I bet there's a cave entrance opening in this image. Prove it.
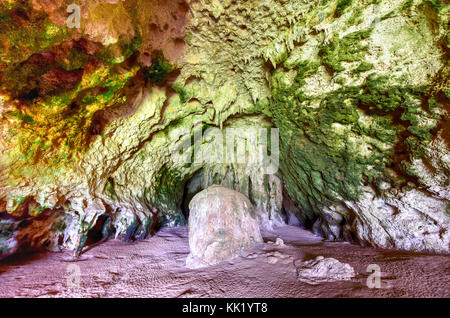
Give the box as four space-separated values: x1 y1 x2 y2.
85 214 112 246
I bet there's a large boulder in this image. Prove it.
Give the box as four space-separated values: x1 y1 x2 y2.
186 185 263 269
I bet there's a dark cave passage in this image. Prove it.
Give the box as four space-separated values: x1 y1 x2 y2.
85 214 112 246
180 168 207 221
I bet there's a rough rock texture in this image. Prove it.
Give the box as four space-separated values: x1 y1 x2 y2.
0 210 65 260
186 185 263 268
296 256 355 284
0 0 449 257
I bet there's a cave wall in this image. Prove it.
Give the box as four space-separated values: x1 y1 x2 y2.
0 0 448 257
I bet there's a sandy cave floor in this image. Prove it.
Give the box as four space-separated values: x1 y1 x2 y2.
0 225 448 298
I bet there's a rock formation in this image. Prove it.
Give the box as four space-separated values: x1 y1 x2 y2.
296 256 355 284
186 185 263 268
0 0 448 259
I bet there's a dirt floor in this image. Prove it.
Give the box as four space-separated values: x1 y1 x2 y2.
0 225 448 298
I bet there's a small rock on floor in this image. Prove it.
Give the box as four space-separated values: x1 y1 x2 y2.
296 256 355 285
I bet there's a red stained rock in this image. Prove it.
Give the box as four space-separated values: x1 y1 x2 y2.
39 68 83 95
